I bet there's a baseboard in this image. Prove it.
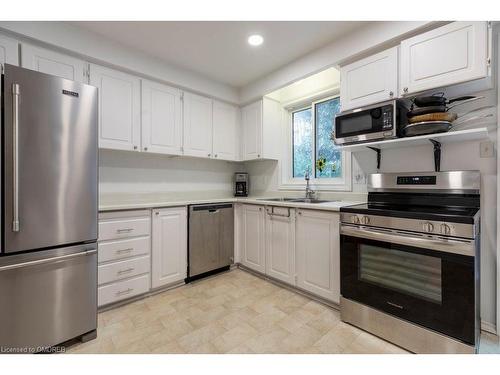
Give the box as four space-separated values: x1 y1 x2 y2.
481 320 497 335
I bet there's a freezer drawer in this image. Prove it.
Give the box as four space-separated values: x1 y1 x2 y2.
0 243 97 352
189 204 234 277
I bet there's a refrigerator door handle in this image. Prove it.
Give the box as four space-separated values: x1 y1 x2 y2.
0 249 97 272
12 83 20 232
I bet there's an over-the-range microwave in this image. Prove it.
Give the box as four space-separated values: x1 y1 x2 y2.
333 99 409 145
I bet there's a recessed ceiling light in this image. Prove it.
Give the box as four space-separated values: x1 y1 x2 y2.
248 34 264 47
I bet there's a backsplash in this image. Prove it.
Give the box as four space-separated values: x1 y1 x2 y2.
99 149 243 194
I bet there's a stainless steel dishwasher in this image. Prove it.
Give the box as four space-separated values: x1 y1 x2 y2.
188 203 234 281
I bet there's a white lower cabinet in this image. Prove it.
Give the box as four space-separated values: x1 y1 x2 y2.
151 207 187 289
98 274 150 307
265 207 296 285
239 205 340 302
240 204 266 273
296 209 340 303
97 210 151 307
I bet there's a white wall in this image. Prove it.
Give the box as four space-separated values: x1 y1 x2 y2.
239 21 441 103
266 67 340 108
0 21 239 104
99 149 243 195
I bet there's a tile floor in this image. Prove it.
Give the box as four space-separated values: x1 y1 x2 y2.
66 269 500 354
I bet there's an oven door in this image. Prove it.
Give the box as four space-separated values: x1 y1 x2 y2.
340 224 476 345
334 101 396 145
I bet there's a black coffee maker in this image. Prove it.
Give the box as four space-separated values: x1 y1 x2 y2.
234 173 249 197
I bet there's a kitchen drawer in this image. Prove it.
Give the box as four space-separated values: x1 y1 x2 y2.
98 237 150 264
99 217 150 241
98 274 150 307
98 256 150 285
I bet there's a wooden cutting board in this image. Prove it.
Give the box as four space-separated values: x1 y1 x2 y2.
408 112 458 123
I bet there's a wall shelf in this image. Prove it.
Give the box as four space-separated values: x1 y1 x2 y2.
341 127 489 152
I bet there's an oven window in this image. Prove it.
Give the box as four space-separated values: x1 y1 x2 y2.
359 244 442 303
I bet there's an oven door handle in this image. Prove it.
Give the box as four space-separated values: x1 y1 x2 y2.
340 224 475 257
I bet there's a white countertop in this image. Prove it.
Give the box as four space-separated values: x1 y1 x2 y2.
99 192 365 212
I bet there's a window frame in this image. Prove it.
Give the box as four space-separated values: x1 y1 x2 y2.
291 105 314 179
280 94 352 191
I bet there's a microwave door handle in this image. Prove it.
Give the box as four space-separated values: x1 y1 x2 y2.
12 83 20 232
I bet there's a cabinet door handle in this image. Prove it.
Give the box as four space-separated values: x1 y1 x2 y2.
389 91 394 97
116 228 133 233
403 87 409 94
116 288 133 296
116 248 133 254
144 147 148 151
208 153 211 157
133 145 138 150
117 267 135 275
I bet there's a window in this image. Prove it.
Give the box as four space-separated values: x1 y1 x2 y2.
292 108 313 178
315 98 342 178
292 97 342 179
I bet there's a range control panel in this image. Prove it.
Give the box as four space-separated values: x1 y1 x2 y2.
397 176 437 185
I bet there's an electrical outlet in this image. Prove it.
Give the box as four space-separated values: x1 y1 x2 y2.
354 173 366 184
480 141 495 158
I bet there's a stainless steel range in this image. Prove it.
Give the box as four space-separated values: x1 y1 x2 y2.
339 171 480 354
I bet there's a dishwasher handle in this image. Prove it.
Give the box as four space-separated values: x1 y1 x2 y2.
190 203 233 212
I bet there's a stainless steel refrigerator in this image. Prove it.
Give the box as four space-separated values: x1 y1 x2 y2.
0 64 98 352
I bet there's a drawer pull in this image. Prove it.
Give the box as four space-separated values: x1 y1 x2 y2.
117 267 135 275
116 288 133 296
116 228 133 233
116 248 133 254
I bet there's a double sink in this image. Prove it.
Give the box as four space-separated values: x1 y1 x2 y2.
257 197 335 204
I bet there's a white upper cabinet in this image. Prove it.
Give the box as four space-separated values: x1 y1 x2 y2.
0 34 19 66
183 92 213 158
141 80 183 155
340 47 398 111
296 209 340 303
240 204 266 273
151 207 187 289
90 64 141 151
400 22 490 96
242 100 262 160
212 100 239 161
242 97 282 161
21 44 87 83
265 207 296 286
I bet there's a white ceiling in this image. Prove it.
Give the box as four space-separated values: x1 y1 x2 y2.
72 21 367 88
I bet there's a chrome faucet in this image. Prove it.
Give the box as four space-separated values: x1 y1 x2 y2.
304 170 316 199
